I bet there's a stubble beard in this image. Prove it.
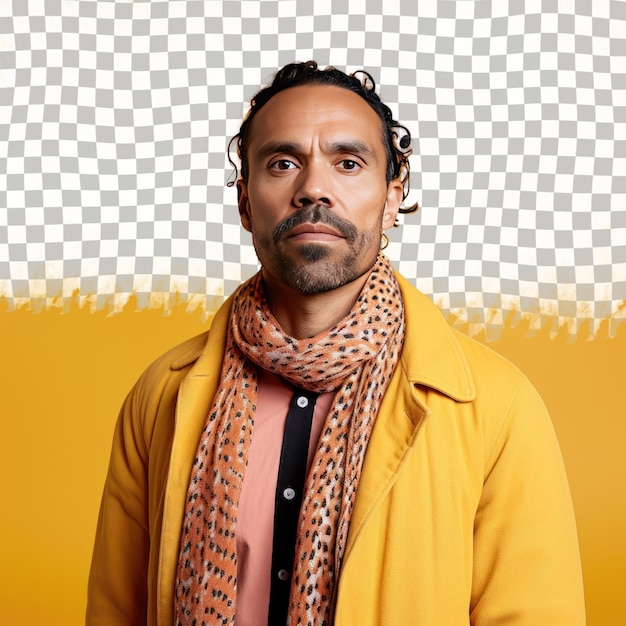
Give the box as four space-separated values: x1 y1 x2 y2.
259 204 380 295
275 235 377 294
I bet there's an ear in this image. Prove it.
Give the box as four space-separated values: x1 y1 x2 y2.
237 179 252 232
381 178 403 230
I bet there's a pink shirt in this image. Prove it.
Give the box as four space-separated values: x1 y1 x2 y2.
235 370 334 626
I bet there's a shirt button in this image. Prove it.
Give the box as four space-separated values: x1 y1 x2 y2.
277 569 290 581
296 395 309 408
283 487 296 500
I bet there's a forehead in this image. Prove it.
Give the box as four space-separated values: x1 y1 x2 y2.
246 84 386 154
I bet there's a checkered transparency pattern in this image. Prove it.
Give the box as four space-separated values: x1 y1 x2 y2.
1 0 624 338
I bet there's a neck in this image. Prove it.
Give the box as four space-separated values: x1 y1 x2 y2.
261 270 371 339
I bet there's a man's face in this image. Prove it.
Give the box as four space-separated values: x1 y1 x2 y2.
237 84 403 295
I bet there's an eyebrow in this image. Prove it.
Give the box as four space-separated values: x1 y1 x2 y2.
254 140 376 161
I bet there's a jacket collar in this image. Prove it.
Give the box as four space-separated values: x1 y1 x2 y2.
396 272 476 402
170 295 233 372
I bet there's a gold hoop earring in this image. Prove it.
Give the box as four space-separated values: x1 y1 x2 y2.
380 232 389 250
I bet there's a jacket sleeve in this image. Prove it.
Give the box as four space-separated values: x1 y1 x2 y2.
470 375 586 625
86 381 151 626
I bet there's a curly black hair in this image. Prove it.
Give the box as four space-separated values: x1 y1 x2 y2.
228 61 418 215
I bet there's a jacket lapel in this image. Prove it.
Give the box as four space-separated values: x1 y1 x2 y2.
157 298 233 624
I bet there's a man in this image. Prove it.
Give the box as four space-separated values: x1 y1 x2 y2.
87 61 585 625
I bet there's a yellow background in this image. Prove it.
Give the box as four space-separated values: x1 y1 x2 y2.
0 303 624 625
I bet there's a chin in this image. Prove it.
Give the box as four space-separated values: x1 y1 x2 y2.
290 275 345 295
283 257 376 296
260 240 378 295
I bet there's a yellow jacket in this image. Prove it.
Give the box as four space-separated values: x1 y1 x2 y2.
87 274 585 625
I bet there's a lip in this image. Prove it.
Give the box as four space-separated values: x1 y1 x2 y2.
286 223 344 241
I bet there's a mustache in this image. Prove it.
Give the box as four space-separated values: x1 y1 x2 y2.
273 205 358 244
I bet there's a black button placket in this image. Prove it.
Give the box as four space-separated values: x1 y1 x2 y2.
267 387 319 625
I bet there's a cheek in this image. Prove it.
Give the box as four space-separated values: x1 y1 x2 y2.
355 196 389 230
246 206 277 245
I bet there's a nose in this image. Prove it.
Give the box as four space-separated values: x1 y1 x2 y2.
293 162 333 208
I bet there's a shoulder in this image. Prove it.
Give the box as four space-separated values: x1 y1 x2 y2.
452 326 531 393
150 330 210 374
451 327 548 436
397 276 554 477
118 331 210 442
397 272 542 414
127 298 233 423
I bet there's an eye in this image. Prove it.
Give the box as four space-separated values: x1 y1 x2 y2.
270 159 297 171
338 159 361 171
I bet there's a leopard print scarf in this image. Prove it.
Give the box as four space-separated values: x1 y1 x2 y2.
174 255 405 625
